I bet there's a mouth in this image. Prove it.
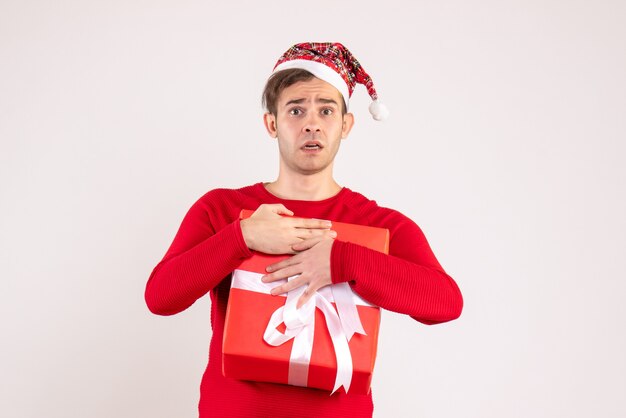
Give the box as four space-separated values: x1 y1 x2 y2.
301 140 323 151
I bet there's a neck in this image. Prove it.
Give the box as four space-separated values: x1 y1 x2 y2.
266 170 341 201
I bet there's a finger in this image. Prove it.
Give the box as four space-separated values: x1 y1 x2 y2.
280 242 300 255
291 234 335 252
291 236 322 252
270 275 307 296
266 255 300 273
295 218 333 229
263 265 304 284
297 278 332 308
296 286 314 309
294 227 326 240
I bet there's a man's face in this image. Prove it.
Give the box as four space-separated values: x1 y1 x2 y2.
263 77 354 177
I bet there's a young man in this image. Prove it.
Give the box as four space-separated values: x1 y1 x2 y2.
145 42 463 418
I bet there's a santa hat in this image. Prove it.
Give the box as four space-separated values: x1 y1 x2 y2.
272 42 389 121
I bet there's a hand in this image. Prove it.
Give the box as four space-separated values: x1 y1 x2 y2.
240 204 336 254
262 236 335 308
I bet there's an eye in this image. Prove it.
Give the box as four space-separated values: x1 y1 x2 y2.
321 108 333 116
289 108 303 116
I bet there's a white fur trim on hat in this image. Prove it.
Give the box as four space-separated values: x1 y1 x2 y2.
273 59 351 110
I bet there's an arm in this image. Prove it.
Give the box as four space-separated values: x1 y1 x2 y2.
331 216 463 325
144 199 252 316
263 214 462 324
145 200 337 316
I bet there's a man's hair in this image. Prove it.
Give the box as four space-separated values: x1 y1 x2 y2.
262 68 347 116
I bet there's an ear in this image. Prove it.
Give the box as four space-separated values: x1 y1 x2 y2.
341 112 355 139
263 112 278 138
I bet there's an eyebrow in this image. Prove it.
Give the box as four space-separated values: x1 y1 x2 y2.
284 98 339 107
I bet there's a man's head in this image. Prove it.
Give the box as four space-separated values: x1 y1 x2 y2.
262 73 354 177
259 42 386 178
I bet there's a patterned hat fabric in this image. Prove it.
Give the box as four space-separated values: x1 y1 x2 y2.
272 42 389 121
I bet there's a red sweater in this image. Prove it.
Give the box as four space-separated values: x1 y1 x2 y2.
145 183 463 418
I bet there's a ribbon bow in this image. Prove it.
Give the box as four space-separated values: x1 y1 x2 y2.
263 275 367 394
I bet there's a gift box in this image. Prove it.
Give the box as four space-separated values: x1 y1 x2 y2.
222 210 389 394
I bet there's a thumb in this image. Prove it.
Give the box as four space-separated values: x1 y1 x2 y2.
291 237 322 252
272 204 294 217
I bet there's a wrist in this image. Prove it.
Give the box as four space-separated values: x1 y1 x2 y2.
240 218 255 250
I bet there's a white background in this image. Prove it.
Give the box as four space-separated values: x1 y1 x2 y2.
1 1 625 417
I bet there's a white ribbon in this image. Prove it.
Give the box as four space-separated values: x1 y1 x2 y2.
231 270 370 394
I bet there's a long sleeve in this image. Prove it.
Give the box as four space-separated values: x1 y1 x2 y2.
145 197 252 316
330 215 463 325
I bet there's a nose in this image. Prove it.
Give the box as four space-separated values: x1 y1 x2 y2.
303 112 321 133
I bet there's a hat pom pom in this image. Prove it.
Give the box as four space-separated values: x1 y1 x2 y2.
369 100 389 121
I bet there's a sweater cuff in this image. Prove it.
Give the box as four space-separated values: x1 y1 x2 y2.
232 219 253 259
330 240 351 284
